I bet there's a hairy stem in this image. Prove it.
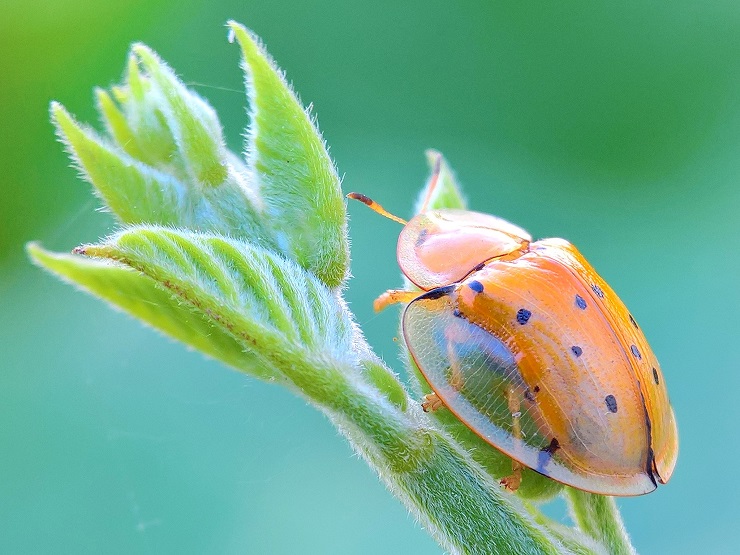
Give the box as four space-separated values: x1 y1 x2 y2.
259 334 586 554
566 489 636 555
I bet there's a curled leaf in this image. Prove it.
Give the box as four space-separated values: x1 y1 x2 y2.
75 227 355 365
27 242 278 381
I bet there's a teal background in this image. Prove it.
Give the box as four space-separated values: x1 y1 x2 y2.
2 2 739 553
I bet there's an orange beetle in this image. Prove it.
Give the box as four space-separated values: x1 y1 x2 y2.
349 158 678 496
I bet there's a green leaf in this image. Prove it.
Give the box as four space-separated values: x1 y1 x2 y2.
361 359 408 411
51 101 182 225
51 101 273 248
62 224 578 554
113 53 179 169
75 227 355 366
27 242 278 381
95 87 148 163
132 44 228 187
229 21 349 288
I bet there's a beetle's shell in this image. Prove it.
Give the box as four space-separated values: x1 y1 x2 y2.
400 210 677 496
398 209 531 290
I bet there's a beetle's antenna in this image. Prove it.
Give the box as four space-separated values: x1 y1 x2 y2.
347 193 408 225
419 154 442 213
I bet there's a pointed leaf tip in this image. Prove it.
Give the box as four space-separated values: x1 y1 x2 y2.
126 50 145 100
49 100 72 131
130 42 156 67
415 150 467 212
49 99 62 117
226 20 239 43
25 241 43 261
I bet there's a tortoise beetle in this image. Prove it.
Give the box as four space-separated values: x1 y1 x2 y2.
348 156 678 496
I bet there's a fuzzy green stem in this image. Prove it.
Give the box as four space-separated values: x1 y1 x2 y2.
369 434 570 555
566 489 636 555
255 336 585 554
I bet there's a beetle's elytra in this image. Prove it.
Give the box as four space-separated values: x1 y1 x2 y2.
348 157 678 496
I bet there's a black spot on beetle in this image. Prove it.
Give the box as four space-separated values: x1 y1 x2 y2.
571 345 583 357
543 437 560 454
418 284 455 301
537 438 560 471
605 394 618 413
469 280 484 294
533 385 540 393
591 284 604 298
516 308 532 325
653 367 660 385
629 314 638 329
630 344 642 360
575 294 587 310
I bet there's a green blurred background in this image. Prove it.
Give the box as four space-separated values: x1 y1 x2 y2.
2 1 739 553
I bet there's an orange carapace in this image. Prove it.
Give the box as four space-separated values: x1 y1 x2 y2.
348 157 678 496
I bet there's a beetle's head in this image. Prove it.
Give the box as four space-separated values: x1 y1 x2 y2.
397 209 531 289
347 191 531 290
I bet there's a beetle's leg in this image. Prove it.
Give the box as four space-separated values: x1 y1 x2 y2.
500 386 524 492
422 340 463 412
373 290 419 312
501 461 524 493
421 393 444 412
448 339 464 390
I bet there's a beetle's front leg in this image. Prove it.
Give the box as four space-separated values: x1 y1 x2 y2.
373 289 419 312
421 393 444 412
421 339 463 413
447 339 464 390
